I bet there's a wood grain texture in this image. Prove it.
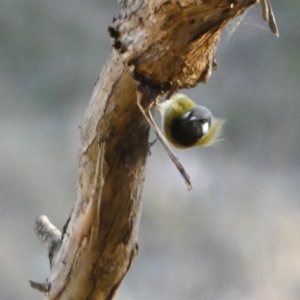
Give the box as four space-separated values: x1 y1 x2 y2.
47 51 147 299
111 0 257 88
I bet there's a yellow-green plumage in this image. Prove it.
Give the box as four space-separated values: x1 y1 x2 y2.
157 93 224 149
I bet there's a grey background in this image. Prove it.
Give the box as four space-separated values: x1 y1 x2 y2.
1 1 300 299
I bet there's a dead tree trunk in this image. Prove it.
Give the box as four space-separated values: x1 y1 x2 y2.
31 0 278 299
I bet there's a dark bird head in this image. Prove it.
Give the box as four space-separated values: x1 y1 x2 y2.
170 106 212 147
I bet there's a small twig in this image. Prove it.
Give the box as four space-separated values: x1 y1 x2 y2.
148 138 158 155
29 280 51 293
260 0 279 36
34 215 62 264
265 0 279 36
136 85 192 190
34 215 62 249
147 105 192 190
260 0 269 22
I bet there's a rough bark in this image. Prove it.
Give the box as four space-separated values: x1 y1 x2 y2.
31 0 277 299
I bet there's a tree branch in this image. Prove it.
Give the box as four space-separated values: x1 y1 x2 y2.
31 1 278 299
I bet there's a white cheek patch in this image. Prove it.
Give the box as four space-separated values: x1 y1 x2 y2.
202 122 209 134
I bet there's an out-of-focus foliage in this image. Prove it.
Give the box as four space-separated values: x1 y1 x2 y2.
0 1 299 299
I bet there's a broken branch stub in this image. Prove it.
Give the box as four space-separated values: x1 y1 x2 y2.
110 0 259 90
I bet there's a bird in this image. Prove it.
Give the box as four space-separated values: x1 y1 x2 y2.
156 93 224 149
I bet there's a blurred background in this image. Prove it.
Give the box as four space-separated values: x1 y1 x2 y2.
1 0 299 299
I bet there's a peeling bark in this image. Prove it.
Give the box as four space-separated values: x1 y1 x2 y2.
31 1 278 299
